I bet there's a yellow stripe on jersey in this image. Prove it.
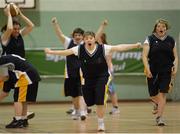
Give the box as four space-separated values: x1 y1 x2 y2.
64 63 68 78
15 74 29 87
104 76 111 105
18 85 28 102
0 81 4 90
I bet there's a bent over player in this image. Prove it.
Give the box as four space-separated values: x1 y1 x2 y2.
0 54 41 128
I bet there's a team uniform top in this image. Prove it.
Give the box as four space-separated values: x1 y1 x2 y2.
0 54 41 88
1 34 25 58
144 34 175 73
71 44 111 79
64 36 83 78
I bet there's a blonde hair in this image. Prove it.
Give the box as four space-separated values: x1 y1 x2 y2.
152 18 170 33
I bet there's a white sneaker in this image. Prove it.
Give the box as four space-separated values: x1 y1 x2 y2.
156 116 165 126
109 107 120 115
71 114 80 120
71 110 76 115
80 111 86 121
27 111 35 120
98 122 105 132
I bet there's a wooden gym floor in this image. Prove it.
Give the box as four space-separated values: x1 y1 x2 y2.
0 102 180 133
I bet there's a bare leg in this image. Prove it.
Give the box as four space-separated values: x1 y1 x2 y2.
22 102 28 116
14 102 23 116
96 105 106 131
157 93 166 117
110 93 118 107
0 91 9 101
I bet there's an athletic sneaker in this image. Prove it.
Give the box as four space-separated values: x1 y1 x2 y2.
152 102 158 114
71 110 76 115
109 107 120 115
66 109 74 115
156 116 165 126
87 108 92 114
5 117 24 128
23 119 29 127
98 122 105 132
71 111 80 120
80 115 86 121
27 112 35 120
80 111 87 121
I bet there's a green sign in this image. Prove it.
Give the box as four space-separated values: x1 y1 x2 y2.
26 49 143 75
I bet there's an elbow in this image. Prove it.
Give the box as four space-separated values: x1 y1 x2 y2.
6 27 13 33
29 23 35 31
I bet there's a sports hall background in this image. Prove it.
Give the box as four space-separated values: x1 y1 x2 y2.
0 0 180 102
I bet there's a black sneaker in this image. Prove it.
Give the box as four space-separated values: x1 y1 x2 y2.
5 117 24 128
27 112 35 120
23 119 29 127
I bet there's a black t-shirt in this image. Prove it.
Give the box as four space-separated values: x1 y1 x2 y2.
66 39 81 78
1 34 25 58
147 34 175 73
78 44 109 79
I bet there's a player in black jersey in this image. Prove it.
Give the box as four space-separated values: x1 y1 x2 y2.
0 54 40 128
1 4 35 120
142 19 178 126
44 31 141 132
51 17 87 120
1 4 34 58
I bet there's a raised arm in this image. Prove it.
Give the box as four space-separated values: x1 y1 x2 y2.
110 42 141 52
51 17 66 45
95 19 108 42
44 48 74 56
18 8 34 36
142 43 152 78
1 4 13 44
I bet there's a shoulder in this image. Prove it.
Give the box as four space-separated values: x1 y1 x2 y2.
167 35 175 41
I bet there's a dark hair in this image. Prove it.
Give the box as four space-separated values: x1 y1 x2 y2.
1 20 21 33
152 18 170 33
72 28 84 37
100 33 108 44
84 31 95 38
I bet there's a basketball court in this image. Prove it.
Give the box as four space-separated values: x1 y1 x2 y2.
0 102 180 133
0 0 180 133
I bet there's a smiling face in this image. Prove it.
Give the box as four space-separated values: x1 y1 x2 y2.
73 33 84 44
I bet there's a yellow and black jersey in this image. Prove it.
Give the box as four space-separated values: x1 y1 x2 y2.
0 54 41 88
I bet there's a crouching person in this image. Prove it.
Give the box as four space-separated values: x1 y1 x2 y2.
0 54 41 128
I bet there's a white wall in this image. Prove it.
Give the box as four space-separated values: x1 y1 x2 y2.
39 0 180 11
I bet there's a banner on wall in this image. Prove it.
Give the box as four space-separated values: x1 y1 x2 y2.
26 49 143 75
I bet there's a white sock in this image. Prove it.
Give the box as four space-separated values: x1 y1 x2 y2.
15 116 22 120
80 110 86 116
22 116 27 120
98 118 104 124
